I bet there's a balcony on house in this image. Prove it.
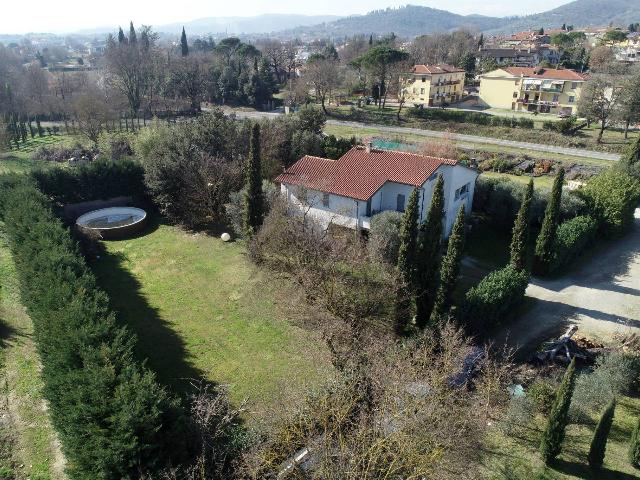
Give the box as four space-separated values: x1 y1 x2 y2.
541 80 564 93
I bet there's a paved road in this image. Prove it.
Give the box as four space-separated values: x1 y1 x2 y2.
220 109 621 162
496 209 640 359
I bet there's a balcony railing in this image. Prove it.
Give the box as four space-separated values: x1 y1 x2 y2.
435 80 461 86
517 98 559 107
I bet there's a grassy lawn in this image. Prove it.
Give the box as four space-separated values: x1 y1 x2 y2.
481 171 556 190
484 395 640 479
0 229 65 480
0 135 71 174
92 219 332 419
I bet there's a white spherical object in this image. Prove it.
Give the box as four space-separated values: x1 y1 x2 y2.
220 232 231 242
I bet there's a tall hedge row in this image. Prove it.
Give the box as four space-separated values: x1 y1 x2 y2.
549 215 598 274
31 158 146 204
462 265 529 333
1 181 181 479
409 107 534 129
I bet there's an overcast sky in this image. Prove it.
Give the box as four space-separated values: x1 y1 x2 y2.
1 0 574 34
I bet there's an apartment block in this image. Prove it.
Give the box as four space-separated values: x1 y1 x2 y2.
479 67 587 116
400 64 466 107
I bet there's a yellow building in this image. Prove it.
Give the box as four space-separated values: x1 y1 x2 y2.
479 67 587 116
401 64 466 107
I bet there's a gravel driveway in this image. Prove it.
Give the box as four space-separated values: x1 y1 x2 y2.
496 209 640 359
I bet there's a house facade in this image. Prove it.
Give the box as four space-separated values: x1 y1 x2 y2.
400 64 466 107
478 67 587 115
275 146 478 238
478 48 541 68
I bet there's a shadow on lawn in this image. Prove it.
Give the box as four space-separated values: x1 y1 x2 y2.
551 458 638 480
93 238 207 396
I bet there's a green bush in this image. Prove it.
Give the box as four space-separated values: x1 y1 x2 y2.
550 215 598 274
367 210 403 264
226 180 280 238
0 180 182 478
462 265 529 332
474 177 586 231
572 352 639 417
581 168 640 237
31 158 146 204
529 378 559 415
97 131 135 160
542 117 576 135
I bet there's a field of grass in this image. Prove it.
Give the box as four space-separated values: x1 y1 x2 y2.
92 220 332 419
0 229 65 479
481 171 557 190
326 104 637 155
484 395 640 479
0 135 71 174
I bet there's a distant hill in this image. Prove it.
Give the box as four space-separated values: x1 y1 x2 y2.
490 0 640 33
158 14 343 36
278 6 504 39
274 1 640 39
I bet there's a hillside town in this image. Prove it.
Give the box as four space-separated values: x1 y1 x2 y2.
1 1 640 479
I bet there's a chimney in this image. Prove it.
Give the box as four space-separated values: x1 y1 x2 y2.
366 142 373 153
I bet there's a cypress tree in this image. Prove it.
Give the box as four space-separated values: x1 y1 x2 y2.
415 174 445 328
588 397 616 470
35 117 43 137
621 136 640 175
510 179 534 271
180 27 189 57
395 188 420 335
243 123 264 237
129 21 137 44
630 416 640 468
397 188 420 285
430 204 466 323
534 168 564 275
118 27 127 44
540 358 577 464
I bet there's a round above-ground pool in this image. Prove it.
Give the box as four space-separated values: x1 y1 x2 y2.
76 207 147 239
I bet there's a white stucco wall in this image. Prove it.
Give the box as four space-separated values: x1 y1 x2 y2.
280 164 478 236
281 184 362 229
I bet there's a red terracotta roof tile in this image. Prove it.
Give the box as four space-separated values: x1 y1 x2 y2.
275 147 457 201
502 66 587 81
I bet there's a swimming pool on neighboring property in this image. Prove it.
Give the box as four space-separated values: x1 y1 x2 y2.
76 207 147 239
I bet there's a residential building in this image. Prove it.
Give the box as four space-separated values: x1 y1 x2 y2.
275 145 478 236
400 64 466 107
477 48 541 68
479 67 587 115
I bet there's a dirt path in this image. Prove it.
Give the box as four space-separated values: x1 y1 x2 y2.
495 209 640 359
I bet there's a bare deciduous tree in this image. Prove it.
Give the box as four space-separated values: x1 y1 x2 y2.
578 74 624 143
73 84 115 145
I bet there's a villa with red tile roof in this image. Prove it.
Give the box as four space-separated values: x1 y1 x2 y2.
478 67 588 115
275 145 478 235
